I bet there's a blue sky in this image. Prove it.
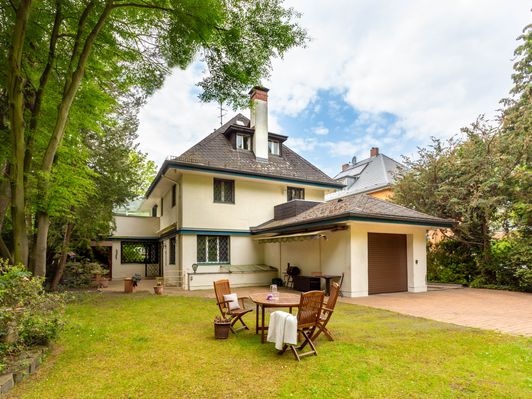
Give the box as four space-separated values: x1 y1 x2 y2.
136 1 530 178
277 90 414 176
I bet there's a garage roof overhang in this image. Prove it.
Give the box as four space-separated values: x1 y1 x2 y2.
254 230 330 244
251 212 456 235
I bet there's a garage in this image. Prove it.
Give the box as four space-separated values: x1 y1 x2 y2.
368 233 407 294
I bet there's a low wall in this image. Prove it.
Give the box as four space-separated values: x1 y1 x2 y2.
187 270 278 290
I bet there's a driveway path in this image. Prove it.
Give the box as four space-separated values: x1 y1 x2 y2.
341 287 532 336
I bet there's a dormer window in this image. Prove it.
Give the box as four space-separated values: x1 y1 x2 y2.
268 139 280 155
236 134 251 150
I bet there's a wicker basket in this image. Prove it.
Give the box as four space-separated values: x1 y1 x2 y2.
214 321 231 339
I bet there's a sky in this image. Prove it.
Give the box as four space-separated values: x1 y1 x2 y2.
136 0 530 177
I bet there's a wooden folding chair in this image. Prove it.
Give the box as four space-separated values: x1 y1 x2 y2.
279 290 324 361
213 279 253 333
337 272 345 297
312 282 340 341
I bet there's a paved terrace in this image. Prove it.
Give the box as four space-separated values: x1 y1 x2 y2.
101 279 532 336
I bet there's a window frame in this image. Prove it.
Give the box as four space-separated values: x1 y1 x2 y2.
161 198 164 216
236 134 251 151
287 186 305 201
171 184 176 207
121 241 159 264
197 235 230 264
169 237 176 265
213 178 235 204
268 139 280 156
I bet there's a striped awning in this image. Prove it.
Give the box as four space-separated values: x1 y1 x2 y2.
254 230 328 244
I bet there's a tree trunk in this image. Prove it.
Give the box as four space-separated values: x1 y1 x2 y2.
33 212 49 277
33 2 112 277
7 0 33 266
50 221 74 291
0 163 13 262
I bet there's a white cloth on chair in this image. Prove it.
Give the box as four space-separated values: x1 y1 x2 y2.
267 311 298 350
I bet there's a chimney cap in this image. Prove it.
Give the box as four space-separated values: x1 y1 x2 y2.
249 86 270 95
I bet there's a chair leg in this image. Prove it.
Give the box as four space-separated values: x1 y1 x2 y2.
230 316 249 333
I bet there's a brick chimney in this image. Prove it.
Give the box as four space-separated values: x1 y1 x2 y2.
370 147 379 157
249 86 269 161
342 163 350 171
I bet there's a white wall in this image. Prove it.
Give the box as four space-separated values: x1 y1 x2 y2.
181 172 325 230
113 216 159 237
111 241 158 279
187 270 277 290
347 222 428 297
262 222 428 297
159 184 178 231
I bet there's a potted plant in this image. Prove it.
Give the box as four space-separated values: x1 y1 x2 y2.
214 315 232 339
153 278 164 295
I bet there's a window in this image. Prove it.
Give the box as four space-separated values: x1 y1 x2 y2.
197 236 229 264
236 134 251 150
268 140 280 155
121 241 159 264
213 178 234 203
169 237 176 265
287 186 304 201
171 184 176 207
161 198 164 216
151 205 158 217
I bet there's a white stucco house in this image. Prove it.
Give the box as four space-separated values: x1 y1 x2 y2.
109 87 453 297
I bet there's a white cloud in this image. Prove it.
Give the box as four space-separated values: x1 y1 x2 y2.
137 1 530 168
312 125 329 135
267 0 530 139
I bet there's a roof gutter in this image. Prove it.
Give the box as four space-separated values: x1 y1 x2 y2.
251 212 455 234
144 160 344 198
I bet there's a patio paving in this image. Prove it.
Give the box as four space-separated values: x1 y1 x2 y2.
341 287 532 336
101 279 532 336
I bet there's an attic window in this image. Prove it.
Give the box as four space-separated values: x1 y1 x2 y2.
268 140 280 155
236 119 246 126
236 134 251 150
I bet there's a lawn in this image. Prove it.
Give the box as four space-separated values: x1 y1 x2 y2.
7 292 531 399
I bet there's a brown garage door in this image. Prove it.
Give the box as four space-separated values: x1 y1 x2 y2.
368 233 407 294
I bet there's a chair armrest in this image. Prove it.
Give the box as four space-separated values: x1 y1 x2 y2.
238 297 252 307
217 299 233 306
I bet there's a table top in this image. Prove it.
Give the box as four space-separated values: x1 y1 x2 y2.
318 274 341 279
249 292 301 307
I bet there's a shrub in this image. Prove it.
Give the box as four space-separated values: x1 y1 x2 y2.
427 240 477 284
0 260 65 368
61 259 108 288
428 235 531 292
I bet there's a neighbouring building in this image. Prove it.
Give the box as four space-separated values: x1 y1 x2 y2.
326 147 403 201
109 87 453 297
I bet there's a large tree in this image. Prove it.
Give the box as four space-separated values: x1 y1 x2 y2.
1 0 306 275
393 24 531 286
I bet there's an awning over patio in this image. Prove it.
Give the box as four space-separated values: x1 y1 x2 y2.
254 230 328 244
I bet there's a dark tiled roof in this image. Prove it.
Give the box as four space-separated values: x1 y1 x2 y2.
169 114 342 188
252 194 454 232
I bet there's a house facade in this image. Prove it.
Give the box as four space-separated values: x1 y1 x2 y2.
110 87 453 297
326 148 403 201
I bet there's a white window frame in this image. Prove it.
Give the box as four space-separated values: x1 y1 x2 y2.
268 140 280 155
236 134 251 150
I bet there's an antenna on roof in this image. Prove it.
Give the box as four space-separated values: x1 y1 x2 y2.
218 101 227 126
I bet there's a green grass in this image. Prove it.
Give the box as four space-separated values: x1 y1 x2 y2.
7 293 531 398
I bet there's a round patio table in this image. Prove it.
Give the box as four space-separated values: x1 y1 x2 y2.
248 292 301 343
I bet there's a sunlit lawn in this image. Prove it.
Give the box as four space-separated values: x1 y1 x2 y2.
7 292 531 398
